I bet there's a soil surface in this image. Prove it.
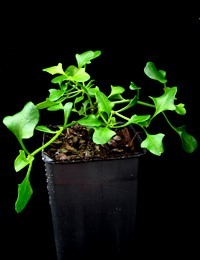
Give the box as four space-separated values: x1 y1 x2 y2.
43 124 144 162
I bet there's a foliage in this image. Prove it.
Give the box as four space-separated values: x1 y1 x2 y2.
3 50 198 213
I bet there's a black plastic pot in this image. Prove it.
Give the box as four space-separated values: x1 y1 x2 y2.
42 127 146 259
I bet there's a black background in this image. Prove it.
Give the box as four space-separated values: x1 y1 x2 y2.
1 5 200 259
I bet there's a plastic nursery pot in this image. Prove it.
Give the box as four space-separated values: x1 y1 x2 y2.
42 126 146 260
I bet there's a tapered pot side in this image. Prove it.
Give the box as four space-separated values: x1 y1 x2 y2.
42 126 146 259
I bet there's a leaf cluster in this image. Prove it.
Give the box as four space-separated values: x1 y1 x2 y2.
2 50 198 213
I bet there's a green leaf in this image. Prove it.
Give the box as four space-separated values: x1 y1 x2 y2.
141 133 165 156
36 125 58 134
175 103 186 115
129 114 151 126
76 50 101 68
176 125 198 153
76 100 90 115
64 102 73 126
15 174 33 213
150 87 177 117
93 127 116 144
69 68 90 82
3 102 39 143
36 98 58 109
129 81 140 91
117 96 138 113
51 74 67 84
65 65 79 77
47 103 64 111
74 96 84 104
88 86 99 96
144 61 167 84
42 63 65 75
49 89 65 101
95 91 114 115
78 115 102 127
116 115 151 128
14 150 34 172
108 85 125 101
109 85 125 98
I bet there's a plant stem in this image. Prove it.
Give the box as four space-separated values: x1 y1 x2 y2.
162 112 178 133
114 111 130 121
31 127 64 157
137 100 155 108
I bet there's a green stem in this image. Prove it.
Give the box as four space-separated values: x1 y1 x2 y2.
137 100 155 108
99 112 108 125
31 126 64 157
162 112 178 133
19 140 30 155
81 84 94 108
114 111 130 121
112 99 130 104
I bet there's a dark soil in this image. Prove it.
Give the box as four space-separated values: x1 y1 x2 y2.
43 124 145 162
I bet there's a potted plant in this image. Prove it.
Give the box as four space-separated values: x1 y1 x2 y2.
2 50 198 259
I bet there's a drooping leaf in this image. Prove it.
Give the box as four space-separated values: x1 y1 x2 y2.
3 102 39 143
175 125 198 153
14 150 34 172
15 174 33 213
141 133 165 156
